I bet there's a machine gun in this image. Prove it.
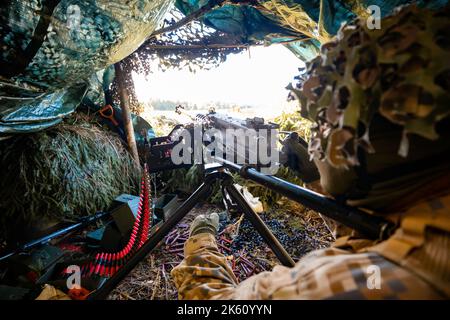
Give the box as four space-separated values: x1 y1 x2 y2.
144 106 282 173
84 108 396 298
146 106 320 182
0 108 396 299
142 107 395 242
89 159 396 299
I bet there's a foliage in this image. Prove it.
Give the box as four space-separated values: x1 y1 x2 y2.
149 98 253 111
0 114 141 239
144 114 180 137
274 110 312 141
157 108 312 209
159 164 303 209
110 60 143 114
111 7 251 114
160 165 222 205
232 166 304 210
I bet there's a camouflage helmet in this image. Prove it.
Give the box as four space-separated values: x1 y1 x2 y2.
289 4 450 171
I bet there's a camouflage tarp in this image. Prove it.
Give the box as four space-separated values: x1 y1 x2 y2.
1 0 448 135
175 0 449 60
0 0 173 135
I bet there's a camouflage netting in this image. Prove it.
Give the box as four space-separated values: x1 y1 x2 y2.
0 0 174 134
0 114 141 241
174 1 448 61
1 0 173 89
2 0 447 134
288 5 450 170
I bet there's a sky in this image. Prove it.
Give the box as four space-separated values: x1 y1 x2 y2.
132 44 305 111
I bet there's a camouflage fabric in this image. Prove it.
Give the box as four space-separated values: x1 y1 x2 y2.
171 233 238 300
176 1 448 61
368 193 450 297
35 284 71 300
171 194 450 300
170 4 450 300
0 0 173 90
171 233 445 300
189 213 220 236
0 0 173 134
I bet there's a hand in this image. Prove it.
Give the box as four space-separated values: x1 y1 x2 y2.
189 212 220 236
280 132 320 183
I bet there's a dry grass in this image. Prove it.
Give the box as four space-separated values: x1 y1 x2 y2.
0 113 141 241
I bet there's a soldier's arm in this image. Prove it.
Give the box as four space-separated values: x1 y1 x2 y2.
171 233 282 300
170 233 238 300
172 236 444 300
170 212 299 300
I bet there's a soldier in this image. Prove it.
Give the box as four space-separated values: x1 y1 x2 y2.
171 5 450 300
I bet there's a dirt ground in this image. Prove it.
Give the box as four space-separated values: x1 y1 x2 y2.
108 201 334 300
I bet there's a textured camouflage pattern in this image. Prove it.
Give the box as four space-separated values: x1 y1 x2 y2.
171 233 238 300
189 213 220 237
171 227 447 299
0 0 173 90
288 5 450 168
368 193 450 297
0 0 173 134
172 193 450 300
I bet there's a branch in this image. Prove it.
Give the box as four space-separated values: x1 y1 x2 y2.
144 37 310 50
145 44 250 50
114 63 140 165
147 0 258 40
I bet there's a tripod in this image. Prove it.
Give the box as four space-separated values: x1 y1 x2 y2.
91 164 295 299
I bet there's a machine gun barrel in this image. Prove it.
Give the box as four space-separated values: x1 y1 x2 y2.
214 157 396 240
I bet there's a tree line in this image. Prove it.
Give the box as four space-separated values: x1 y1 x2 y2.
148 99 253 111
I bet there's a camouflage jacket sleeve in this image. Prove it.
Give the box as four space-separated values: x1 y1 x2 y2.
170 233 238 300
171 233 444 300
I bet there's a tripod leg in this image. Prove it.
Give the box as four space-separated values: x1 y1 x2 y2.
90 179 215 299
225 183 296 267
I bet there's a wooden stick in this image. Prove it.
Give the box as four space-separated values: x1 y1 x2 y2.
147 0 241 41
144 37 310 51
114 63 140 165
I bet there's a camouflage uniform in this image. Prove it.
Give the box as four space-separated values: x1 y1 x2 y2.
171 194 450 300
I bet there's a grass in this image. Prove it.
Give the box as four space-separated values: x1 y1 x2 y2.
0 113 141 240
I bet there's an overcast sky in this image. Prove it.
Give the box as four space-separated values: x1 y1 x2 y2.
132 44 304 110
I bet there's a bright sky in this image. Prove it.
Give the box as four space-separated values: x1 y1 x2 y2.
133 44 304 111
